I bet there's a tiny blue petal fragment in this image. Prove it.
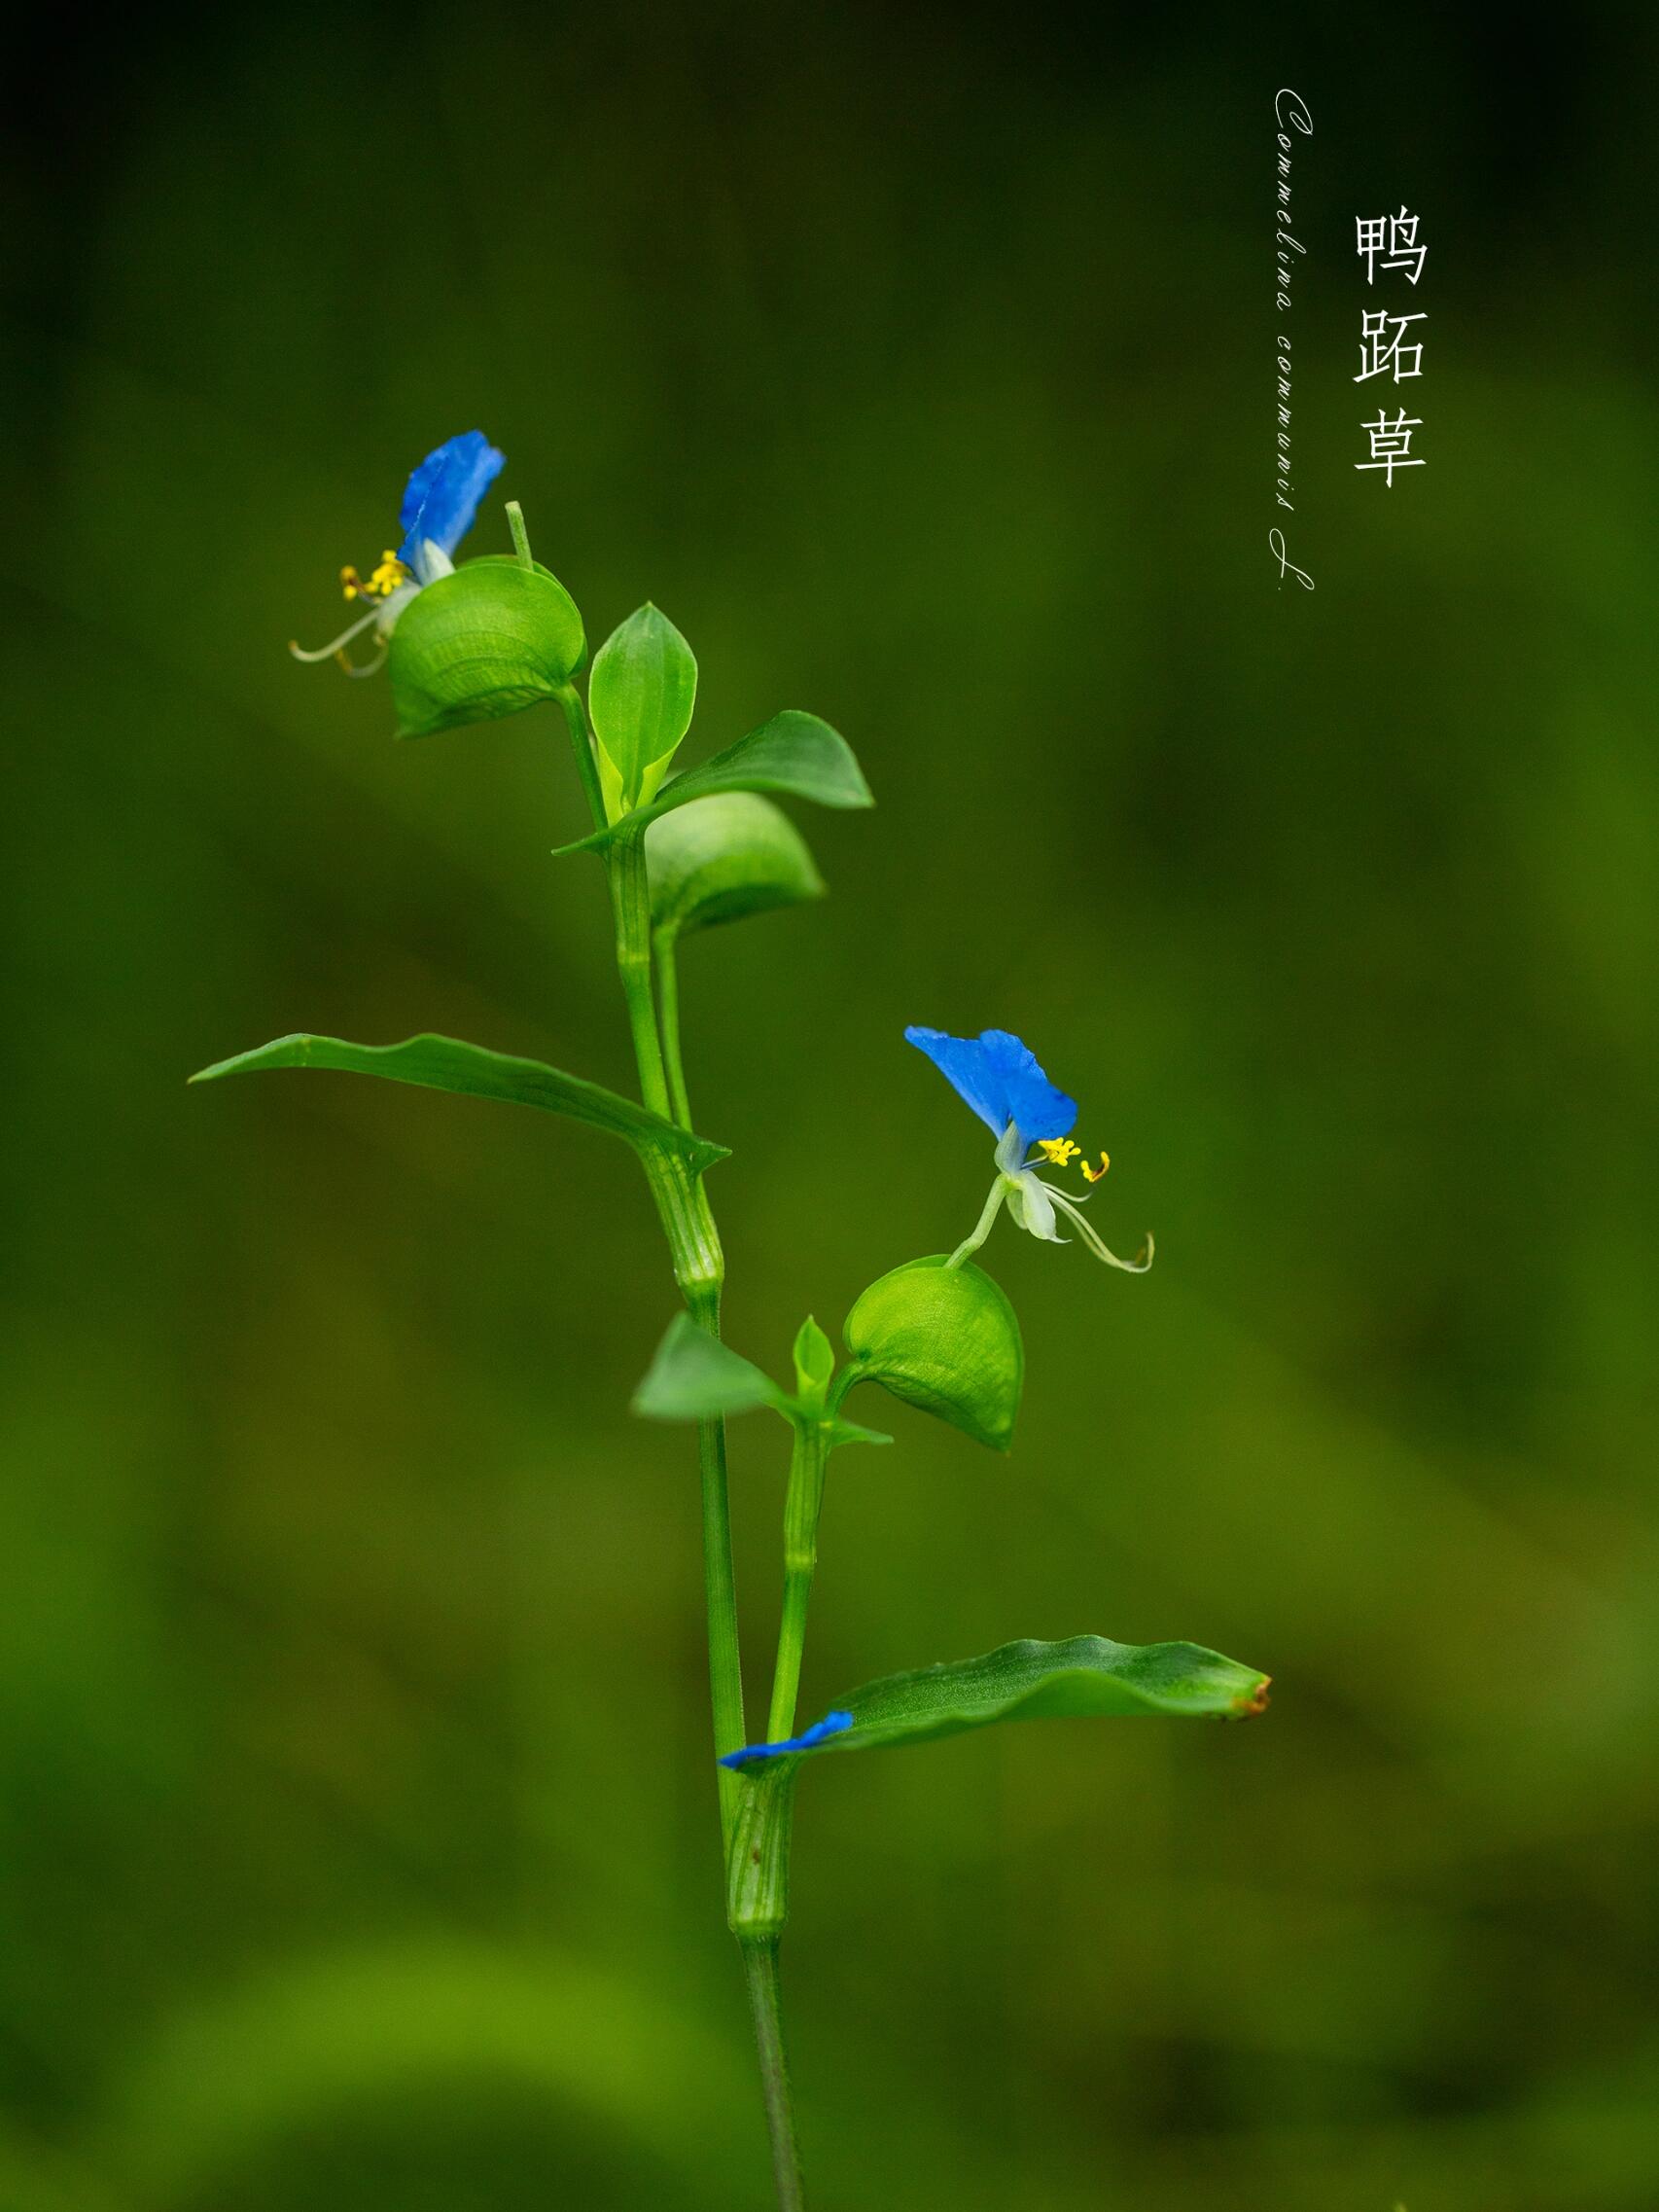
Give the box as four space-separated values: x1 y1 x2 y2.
398 430 506 565
718 1709 855 1768
904 1025 1077 1144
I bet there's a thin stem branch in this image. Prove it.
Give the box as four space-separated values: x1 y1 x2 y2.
689 1290 747 1841
765 1422 829 1744
740 1939 806 2212
946 1176 1007 1267
655 926 694 1128
608 832 673 1121
553 681 606 834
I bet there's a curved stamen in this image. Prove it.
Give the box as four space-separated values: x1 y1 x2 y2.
1042 1183 1154 1272
289 608 381 663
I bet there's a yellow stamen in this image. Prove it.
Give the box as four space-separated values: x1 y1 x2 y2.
1081 1152 1111 1184
340 553 411 604
1038 1138 1079 1166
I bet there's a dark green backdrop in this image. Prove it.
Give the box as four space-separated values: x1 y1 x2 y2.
4 7 1656 2208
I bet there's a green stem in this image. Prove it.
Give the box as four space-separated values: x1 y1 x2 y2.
553 682 606 834
728 1775 804 2200
740 1938 806 2212
556 681 748 1840
654 925 694 1128
946 1176 1008 1267
557 673 788 2193
766 1421 829 1744
635 1150 744 1839
609 831 673 1121
691 1296 746 1842
506 499 534 570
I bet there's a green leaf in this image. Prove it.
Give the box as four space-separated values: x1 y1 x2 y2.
557 711 872 858
841 1255 1023 1452
796 1635 1271 1759
648 794 826 940
588 603 698 817
190 1032 725 1175
632 1312 789 1421
388 557 586 737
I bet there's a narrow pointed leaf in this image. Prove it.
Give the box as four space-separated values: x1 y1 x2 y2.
190 1033 726 1174
824 1416 893 1449
633 1312 790 1421
557 712 871 857
780 1635 1271 1761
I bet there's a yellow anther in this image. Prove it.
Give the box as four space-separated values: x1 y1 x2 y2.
1080 1152 1111 1184
1038 1138 1079 1166
339 553 410 605
368 552 408 596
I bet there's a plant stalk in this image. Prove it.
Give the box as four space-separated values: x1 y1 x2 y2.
558 671 805 2200
654 925 694 1128
946 1176 1007 1267
610 831 674 1121
740 1938 806 2212
556 682 747 1845
766 1421 829 1743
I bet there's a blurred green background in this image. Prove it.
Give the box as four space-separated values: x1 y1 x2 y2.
4 6 1657 2208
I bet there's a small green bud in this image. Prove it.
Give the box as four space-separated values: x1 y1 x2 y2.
588 602 697 821
792 1315 835 1405
842 1256 1024 1452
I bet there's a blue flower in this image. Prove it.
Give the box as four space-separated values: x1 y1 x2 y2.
904 1026 1077 1144
398 430 506 572
290 430 505 678
719 1710 854 1769
906 1024 1152 1275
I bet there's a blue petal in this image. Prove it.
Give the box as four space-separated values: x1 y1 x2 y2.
398 431 505 565
904 1025 1077 1144
718 1709 854 1769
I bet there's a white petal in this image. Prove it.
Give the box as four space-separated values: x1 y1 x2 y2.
1007 1171 1063 1242
374 579 422 637
411 538 455 588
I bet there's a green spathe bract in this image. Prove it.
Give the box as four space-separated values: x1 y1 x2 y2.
389 556 586 737
589 602 698 819
787 1636 1271 1758
842 1255 1024 1451
648 794 826 939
